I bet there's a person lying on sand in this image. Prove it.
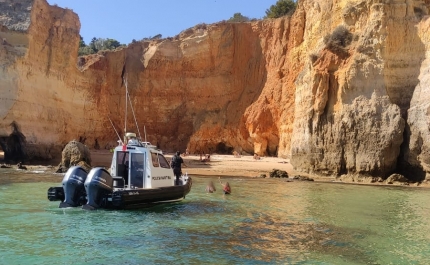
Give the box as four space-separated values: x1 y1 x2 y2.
201 154 211 162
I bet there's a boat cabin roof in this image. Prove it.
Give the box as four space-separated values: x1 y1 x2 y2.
115 142 162 154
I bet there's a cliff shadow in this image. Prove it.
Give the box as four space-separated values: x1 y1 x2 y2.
398 123 426 181
384 14 427 181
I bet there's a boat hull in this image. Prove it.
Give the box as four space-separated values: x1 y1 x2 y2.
47 166 192 210
110 178 192 210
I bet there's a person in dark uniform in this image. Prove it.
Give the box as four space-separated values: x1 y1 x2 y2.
171 151 187 185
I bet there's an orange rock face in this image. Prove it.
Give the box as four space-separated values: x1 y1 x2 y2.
1 0 430 180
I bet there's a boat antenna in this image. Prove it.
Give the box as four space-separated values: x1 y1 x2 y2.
144 125 147 143
108 117 122 144
124 75 128 145
126 84 142 140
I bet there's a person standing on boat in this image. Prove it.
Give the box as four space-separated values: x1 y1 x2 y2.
171 151 187 185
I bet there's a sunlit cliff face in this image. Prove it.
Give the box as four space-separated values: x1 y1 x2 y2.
1 0 430 180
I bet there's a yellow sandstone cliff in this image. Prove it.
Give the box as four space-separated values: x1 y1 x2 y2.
0 0 429 180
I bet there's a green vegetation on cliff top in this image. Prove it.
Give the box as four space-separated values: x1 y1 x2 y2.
78 0 297 56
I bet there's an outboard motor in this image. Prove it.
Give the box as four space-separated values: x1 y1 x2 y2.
83 167 113 210
47 187 65 201
59 166 88 208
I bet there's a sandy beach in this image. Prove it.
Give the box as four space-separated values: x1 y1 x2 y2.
2 150 425 186
2 149 301 179
90 150 314 179
178 154 299 178
88 150 430 186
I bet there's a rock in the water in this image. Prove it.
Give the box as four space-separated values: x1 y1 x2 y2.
56 140 91 173
386 174 409 184
269 169 289 178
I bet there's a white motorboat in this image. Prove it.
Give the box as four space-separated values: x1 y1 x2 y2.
48 133 192 210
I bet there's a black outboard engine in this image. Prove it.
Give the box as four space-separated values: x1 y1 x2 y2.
59 166 88 208
47 187 65 201
83 167 113 210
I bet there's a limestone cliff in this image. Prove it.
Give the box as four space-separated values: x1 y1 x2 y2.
290 0 429 180
0 0 430 181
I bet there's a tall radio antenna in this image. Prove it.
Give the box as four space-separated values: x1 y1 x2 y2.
123 75 128 145
126 83 142 140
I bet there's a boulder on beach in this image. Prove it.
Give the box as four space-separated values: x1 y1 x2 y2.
269 169 289 178
56 140 91 173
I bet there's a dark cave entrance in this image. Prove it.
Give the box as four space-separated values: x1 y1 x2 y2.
0 138 4 162
215 142 234 154
0 122 27 163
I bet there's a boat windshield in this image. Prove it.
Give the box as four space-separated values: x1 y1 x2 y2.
151 153 159 167
158 154 170 168
151 152 170 168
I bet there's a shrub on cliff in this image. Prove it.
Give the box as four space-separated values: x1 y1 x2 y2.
264 0 296 18
78 46 96 56
90 37 121 52
228 13 250 22
79 35 85 48
78 36 124 56
323 25 353 55
195 23 207 30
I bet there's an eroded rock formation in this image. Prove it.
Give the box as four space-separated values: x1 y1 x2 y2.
0 0 429 181
56 140 91 173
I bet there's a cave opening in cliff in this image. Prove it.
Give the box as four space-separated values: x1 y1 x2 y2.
397 123 426 181
0 138 4 162
1 122 27 163
215 142 233 155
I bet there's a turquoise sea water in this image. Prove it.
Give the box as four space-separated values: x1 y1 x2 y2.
1 170 430 264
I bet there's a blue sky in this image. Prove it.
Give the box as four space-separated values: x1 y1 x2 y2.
47 0 278 45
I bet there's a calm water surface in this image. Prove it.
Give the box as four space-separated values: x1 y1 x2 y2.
1 169 430 264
